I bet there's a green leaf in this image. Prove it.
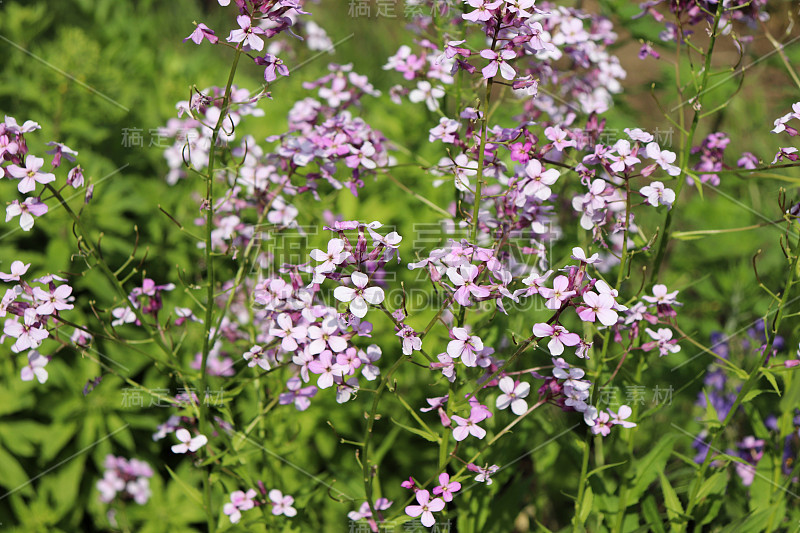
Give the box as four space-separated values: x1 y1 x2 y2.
578 485 594 523
0 446 33 497
658 471 684 532
641 495 666 533
586 460 628 480
694 470 728 502
741 389 770 403
628 434 678 504
388 417 440 443
164 464 204 506
760 369 781 396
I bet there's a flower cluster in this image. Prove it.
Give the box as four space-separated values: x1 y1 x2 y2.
1 116 85 232
1 261 77 383
109 278 175 327
635 0 769 44
223 485 297 523
96 455 153 505
403 472 462 528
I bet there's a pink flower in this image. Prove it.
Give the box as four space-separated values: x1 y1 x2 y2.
243 345 270 370
171 428 208 454
6 155 55 194
643 328 681 356
447 264 490 306
408 81 445 111
269 313 308 351
532 323 581 356
396 325 422 355
544 126 576 151
223 489 257 523
446 328 484 367
576 291 618 326
226 15 266 51
307 318 347 354
307 350 345 389
452 406 490 441
432 473 461 502
405 489 445 528
589 410 612 436
538 275 576 310
269 489 297 517
608 139 640 173
33 284 74 315
333 272 385 318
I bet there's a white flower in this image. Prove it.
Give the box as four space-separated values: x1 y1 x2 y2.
333 272 384 318
495 376 530 415
640 181 676 208
171 428 208 454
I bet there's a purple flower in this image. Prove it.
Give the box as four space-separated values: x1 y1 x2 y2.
226 15 266 51
45 142 77 168
467 463 499 485
5 197 48 231
184 23 219 45
479 49 517 80
255 53 289 83
224 489 257 523
278 376 317 410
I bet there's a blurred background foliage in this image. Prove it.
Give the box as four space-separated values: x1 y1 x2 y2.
1 0 800 531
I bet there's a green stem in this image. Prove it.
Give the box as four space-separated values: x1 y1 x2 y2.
198 42 243 533
651 3 724 282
